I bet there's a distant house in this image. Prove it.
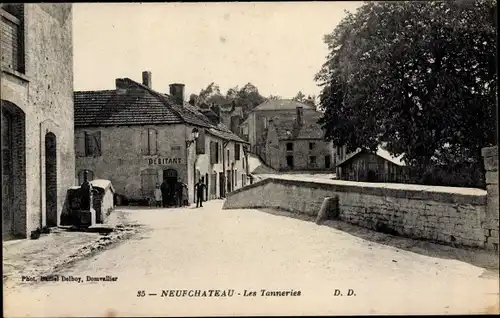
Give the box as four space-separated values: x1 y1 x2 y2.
241 99 317 158
336 147 407 182
264 106 334 171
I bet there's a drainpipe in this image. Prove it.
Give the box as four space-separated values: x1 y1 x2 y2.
222 140 229 198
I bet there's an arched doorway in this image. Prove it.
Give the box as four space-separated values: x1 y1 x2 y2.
163 168 178 207
2 100 26 239
45 132 57 227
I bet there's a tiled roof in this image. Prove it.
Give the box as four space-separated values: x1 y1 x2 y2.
269 112 325 140
254 99 315 111
74 78 246 144
337 147 406 167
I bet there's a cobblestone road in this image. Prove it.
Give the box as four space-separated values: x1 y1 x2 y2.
4 200 499 317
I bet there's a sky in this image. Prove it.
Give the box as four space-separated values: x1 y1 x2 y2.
72 2 363 100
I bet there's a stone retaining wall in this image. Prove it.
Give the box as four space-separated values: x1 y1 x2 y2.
223 176 490 249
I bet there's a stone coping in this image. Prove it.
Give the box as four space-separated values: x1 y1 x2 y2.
229 175 487 205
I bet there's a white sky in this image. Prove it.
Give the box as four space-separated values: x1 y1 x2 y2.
72 2 363 99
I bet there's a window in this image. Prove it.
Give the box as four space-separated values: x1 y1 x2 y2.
325 155 331 169
1 4 25 73
76 131 101 157
196 129 206 154
234 144 240 160
141 128 157 155
263 117 268 129
215 142 220 163
77 170 94 185
309 142 316 150
286 155 294 168
309 156 317 166
227 149 230 166
286 143 294 151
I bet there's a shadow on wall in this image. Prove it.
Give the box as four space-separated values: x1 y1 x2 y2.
257 207 499 273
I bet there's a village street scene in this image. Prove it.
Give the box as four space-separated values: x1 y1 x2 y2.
1 2 499 317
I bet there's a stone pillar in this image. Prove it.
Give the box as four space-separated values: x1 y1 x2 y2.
482 146 498 251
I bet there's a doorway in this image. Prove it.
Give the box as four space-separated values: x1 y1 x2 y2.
163 169 178 206
2 101 26 239
219 172 224 198
45 132 57 227
205 173 209 200
2 109 14 238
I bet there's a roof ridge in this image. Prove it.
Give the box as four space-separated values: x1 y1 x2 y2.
123 78 202 128
74 89 115 94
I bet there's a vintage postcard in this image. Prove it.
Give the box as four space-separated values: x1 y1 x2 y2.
2 1 499 317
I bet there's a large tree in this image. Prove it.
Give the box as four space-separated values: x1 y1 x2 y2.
316 0 497 168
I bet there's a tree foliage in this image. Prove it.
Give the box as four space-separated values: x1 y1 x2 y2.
316 0 497 168
194 82 266 119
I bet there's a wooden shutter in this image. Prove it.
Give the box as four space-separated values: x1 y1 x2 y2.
75 131 86 157
140 129 149 155
215 142 219 163
85 132 94 156
196 129 206 154
93 131 102 156
210 141 215 164
148 129 157 155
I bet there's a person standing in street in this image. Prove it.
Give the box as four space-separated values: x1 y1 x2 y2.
175 178 183 207
154 184 162 208
194 178 207 208
160 179 169 207
182 183 189 206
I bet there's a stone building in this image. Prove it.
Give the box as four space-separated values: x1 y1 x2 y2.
264 107 334 171
1 4 74 239
240 99 316 159
74 71 249 205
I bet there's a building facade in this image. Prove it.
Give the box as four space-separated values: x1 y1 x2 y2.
74 72 248 205
264 106 334 171
240 99 316 159
1 4 74 239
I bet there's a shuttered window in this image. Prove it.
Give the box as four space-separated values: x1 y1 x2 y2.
196 129 206 154
76 131 101 157
1 5 25 73
141 128 157 155
85 131 102 157
234 143 240 160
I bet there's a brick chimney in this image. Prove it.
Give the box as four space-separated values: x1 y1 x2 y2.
296 106 304 126
115 78 127 95
142 71 152 88
169 83 185 106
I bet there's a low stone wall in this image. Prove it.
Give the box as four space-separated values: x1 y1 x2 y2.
223 176 489 249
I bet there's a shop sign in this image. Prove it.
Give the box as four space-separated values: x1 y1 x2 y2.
147 158 182 165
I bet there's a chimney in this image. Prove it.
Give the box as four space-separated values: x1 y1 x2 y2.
142 71 152 88
169 83 185 106
115 78 127 95
296 106 304 126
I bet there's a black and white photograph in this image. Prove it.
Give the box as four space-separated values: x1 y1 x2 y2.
1 1 499 316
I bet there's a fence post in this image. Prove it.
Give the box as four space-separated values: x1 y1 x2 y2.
315 196 340 224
